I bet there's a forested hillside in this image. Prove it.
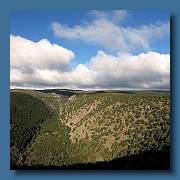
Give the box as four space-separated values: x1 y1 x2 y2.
10 89 170 170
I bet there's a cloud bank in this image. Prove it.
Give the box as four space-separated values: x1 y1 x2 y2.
52 10 170 52
10 35 170 90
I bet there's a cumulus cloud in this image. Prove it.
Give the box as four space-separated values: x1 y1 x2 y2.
10 35 75 71
10 35 170 90
10 35 75 87
88 51 170 89
51 10 169 52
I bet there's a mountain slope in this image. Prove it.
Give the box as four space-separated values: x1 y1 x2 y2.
10 89 170 169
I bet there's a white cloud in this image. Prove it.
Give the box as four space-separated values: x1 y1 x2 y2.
87 51 170 89
10 35 170 90
10 35 75 71
51 10 169 52
10 35 75 87
88 10 128 23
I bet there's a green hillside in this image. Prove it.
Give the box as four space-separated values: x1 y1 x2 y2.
10 89 170 169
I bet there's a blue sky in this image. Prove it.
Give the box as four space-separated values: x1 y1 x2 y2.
10 10 170 90
11 10 170 63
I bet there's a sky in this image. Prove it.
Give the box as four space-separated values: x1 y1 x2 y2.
10 10 170 90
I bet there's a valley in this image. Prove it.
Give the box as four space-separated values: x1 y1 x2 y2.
10 89 170 170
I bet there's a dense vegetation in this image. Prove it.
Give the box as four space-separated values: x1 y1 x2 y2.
10 89 170 169
11 92 51 150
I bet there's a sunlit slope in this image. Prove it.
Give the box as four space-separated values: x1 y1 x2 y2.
63 92 170 153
